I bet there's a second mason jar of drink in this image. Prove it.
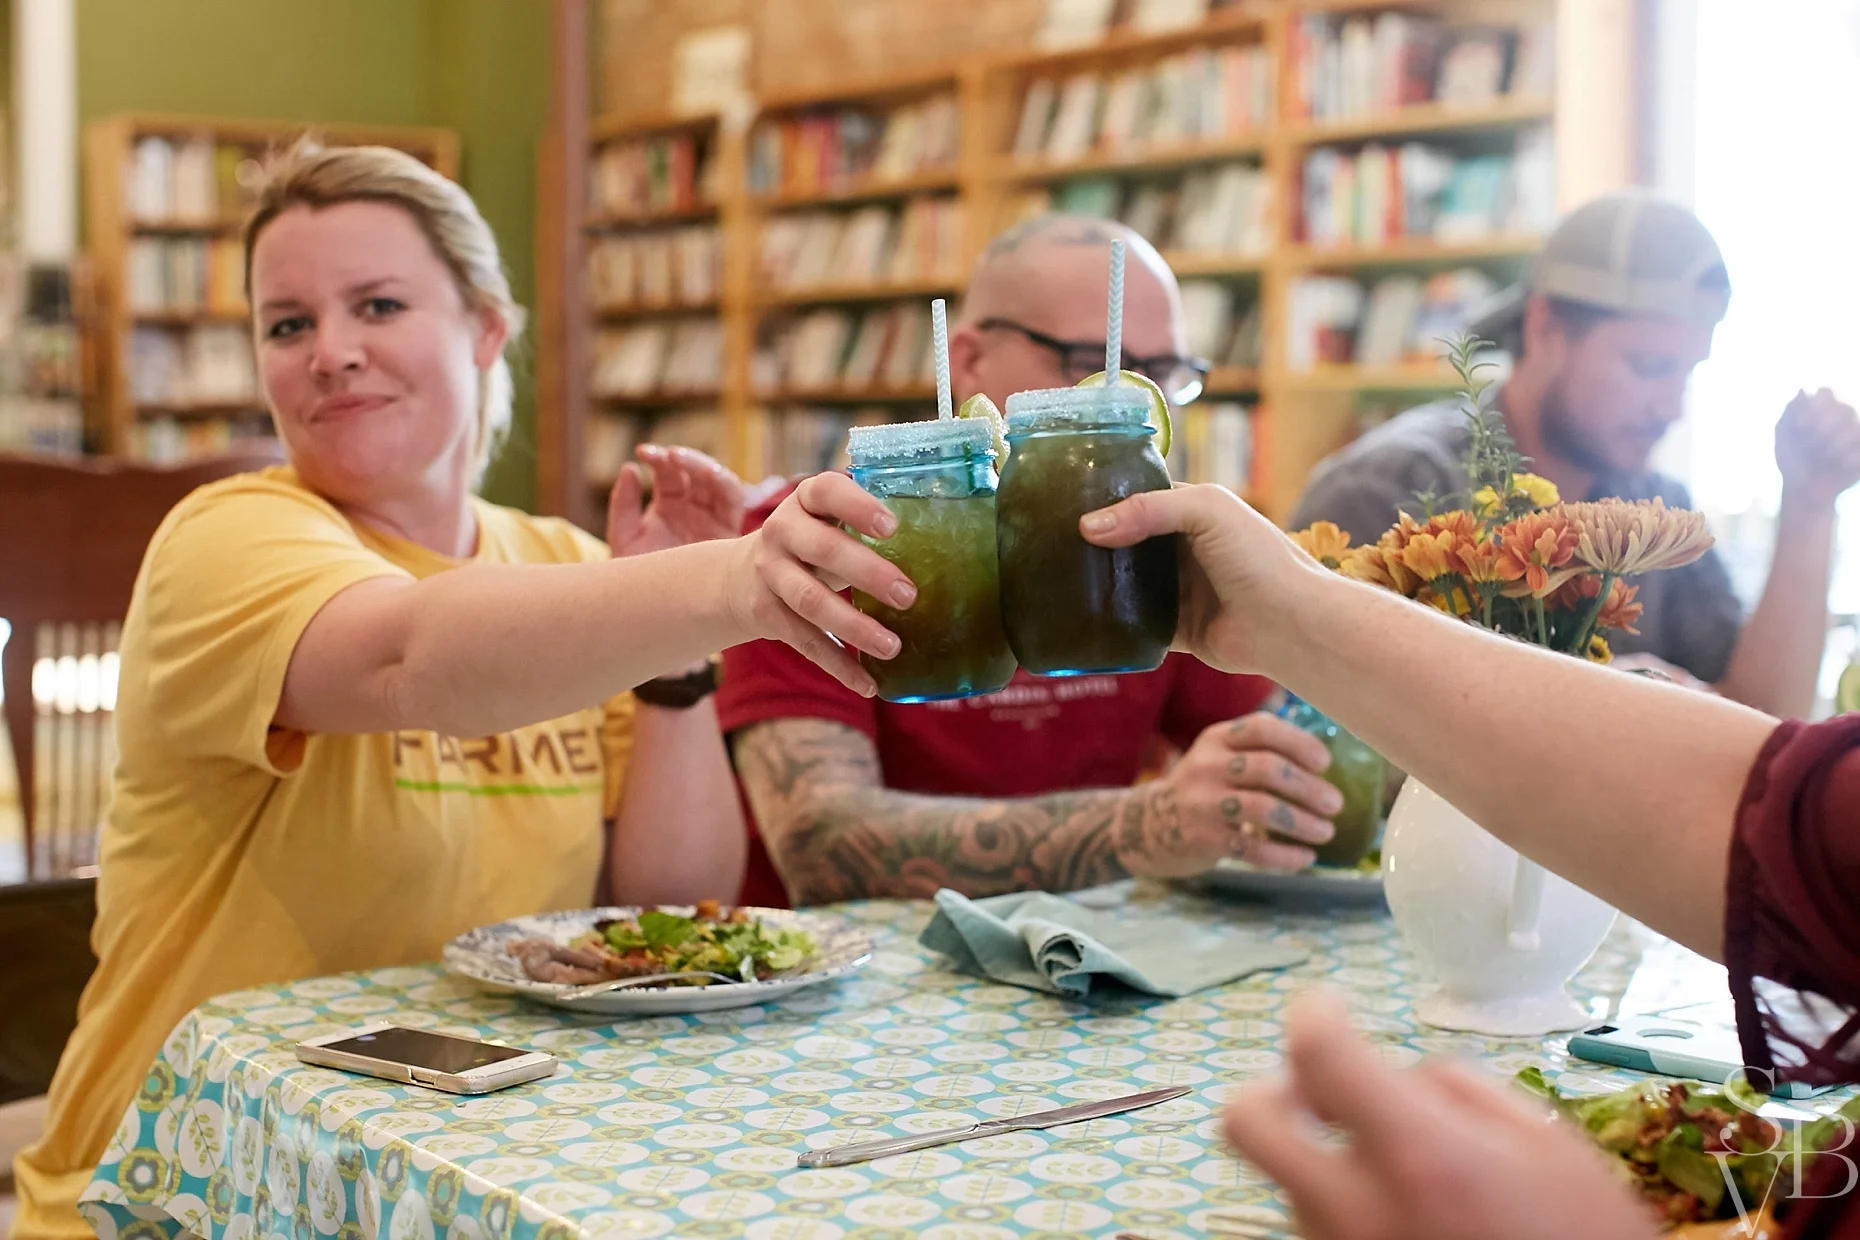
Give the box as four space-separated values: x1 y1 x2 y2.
995 385 1177 676
846 418 1017 702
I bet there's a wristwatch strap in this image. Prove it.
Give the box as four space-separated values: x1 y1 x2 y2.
633 659 720 709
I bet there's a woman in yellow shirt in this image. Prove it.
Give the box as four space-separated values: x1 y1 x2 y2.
11 143 918 1240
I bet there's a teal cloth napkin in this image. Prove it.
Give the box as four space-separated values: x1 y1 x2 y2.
918 888 1308 998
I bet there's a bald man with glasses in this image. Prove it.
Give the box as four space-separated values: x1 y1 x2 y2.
716 214 1341 908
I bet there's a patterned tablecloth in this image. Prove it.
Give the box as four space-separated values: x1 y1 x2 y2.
79 883 1728 1240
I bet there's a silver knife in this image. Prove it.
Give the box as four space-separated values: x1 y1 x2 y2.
795 1084 1192 1168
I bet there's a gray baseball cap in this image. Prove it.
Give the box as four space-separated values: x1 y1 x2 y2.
1468 191 1731 340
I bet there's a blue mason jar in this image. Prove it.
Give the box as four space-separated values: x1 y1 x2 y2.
995 386 1177 676
1277 692 1388 867
846 418 1017 703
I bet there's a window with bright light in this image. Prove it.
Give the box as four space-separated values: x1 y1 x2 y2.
1686 0 1860 697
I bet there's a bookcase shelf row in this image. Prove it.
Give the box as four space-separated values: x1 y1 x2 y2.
756 277 964 308
548 0 1626 532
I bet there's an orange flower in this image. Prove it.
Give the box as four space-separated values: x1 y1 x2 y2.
1289 521 1352 570
1375 515 1425 595
1557 575 1643 634
1452 536 1525 586
1494 511 1580 596
1398 531 1459 582
1339 544 1397 590
1422 510 1479 544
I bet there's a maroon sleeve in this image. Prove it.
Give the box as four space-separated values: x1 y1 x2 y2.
1157 656 1276 753
1725 715 1860 1088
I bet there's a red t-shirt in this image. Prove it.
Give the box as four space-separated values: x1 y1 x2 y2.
717 480 1273 906
1725 714 1860 1239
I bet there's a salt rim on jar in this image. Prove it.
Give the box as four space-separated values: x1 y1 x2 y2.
1004 385 1154 433
847 416 994 467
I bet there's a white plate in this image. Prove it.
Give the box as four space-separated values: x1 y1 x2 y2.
1195 858 1387 907
443 906 874 1015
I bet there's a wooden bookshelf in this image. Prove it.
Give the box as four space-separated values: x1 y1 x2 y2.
83 113 460 461
1205 366 1264 395
993 134 1268 183
756 168 964 209
757 277 964 308
1279 235 1542 269
1277 95 1554 147
542 0 1634 528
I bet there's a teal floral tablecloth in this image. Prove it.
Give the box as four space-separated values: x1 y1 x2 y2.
79 883 1703 1240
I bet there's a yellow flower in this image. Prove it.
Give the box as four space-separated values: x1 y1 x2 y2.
1398 531 1458 582
1290 521 1352 570
1556 498 1715 576
1587 634 1612 664
1417 586 1474 617
1472 474 1561 517
1514 473 1561 507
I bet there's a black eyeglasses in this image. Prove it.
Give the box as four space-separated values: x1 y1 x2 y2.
977 317 1210 405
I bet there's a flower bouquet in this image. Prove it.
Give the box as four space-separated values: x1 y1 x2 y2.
1290 334 1718 1037
1290 335 1716 663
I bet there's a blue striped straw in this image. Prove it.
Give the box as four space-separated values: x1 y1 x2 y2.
932 298 953 420
1105 239 1125 387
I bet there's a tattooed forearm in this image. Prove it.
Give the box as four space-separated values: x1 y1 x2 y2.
732 718 1175 905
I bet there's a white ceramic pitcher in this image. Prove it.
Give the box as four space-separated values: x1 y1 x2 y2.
1381 779 1616 1037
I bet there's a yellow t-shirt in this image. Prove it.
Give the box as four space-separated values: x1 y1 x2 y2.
12 466 633 1240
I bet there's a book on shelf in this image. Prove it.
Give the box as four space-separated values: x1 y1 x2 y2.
748 93 959 199
124 135 269 223
589 131 715 218
754 303 942 394
762 406 891 479
1014 161 1271 257
1034 0 1118 51
759 196 964 291
1173 401 1253 492
1299 126 1553 248
1016 45 1275 164
586 225 720 308
0 398 83 456
585 408 726 485
128 324 259 407
1179 280 1261 369
1290 12 1554 122
129 415 274 464
1132 0 1212 35
127 236 246 315
1287 266 1499 372
591 318 724 398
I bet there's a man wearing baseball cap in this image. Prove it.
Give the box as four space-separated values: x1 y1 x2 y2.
1289 191 1860 717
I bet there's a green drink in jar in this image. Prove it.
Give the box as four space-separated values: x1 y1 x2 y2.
1279 694 1387 867
847 416 1017 703
995 380 1177 676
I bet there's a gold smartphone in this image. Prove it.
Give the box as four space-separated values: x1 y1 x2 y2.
295 1024 555 1095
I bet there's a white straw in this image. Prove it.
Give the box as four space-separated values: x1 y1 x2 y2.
1105 238 1125 387
931 298 953 420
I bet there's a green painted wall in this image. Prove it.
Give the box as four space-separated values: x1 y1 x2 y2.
76 0 549 510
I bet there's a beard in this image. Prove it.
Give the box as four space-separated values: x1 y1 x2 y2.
1536 376 1621 477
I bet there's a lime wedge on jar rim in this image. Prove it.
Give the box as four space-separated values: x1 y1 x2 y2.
1076 369 1172 459
957 392 1009 461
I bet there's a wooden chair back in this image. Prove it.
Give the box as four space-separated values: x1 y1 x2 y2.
0 875 96 1102
0 450 282 879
